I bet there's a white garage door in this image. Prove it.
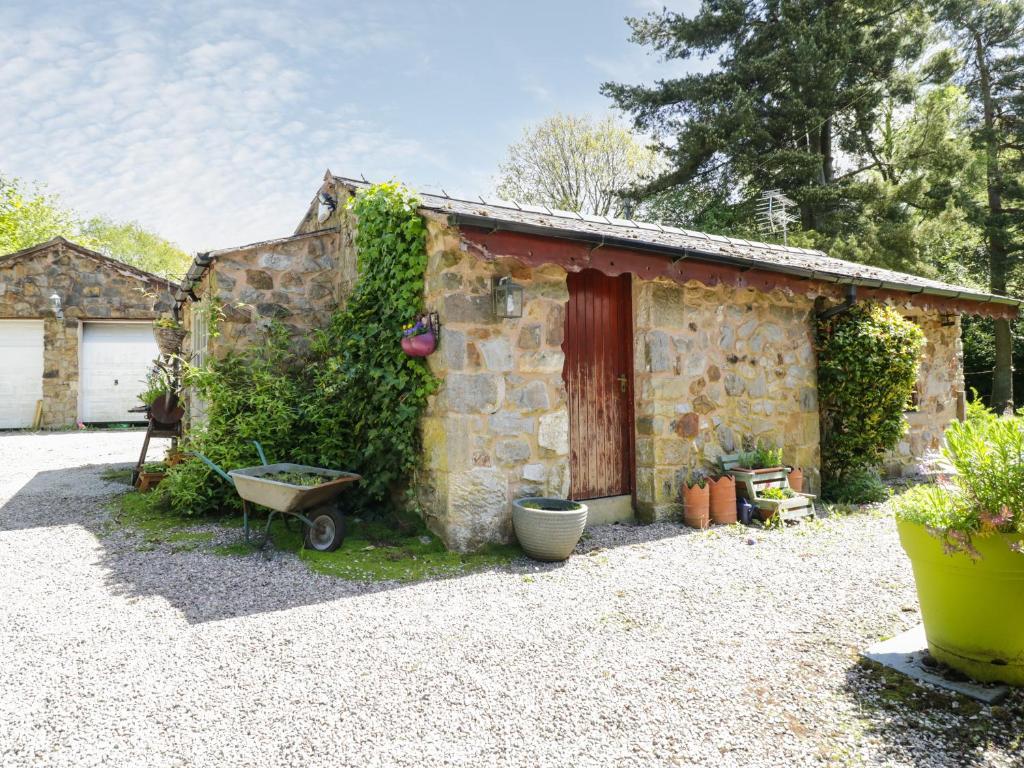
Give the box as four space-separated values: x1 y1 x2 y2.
0 320 44 429
81 322 159 423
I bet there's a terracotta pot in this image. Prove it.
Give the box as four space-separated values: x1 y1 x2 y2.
682 483 710 529
788 468 804 493
708 476 737 524
401 331 436 357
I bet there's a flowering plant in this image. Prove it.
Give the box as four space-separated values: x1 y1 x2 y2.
401 318 429 338
892 413 1024 558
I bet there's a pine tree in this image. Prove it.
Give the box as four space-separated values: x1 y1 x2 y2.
602 1 929 237
932 0 1024 411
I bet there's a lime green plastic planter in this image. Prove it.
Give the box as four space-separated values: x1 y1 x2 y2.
897 518 1024 686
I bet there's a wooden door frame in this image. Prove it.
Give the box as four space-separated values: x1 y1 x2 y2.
563 269 637 502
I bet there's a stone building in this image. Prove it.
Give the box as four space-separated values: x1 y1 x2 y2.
175 172 1020 551
0 237 175 428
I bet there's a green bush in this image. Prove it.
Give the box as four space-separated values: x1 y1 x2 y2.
893 416 1024 556
821 467 889 504
817 302 924 488
161 182 436 519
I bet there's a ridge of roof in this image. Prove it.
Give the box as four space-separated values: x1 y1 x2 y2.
329 174 1019 308
0 236 177 289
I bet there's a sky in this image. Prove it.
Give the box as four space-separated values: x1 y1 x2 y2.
0 0 700 255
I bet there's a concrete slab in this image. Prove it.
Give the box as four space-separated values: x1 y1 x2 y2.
863 625 1009 704
584 495 635 526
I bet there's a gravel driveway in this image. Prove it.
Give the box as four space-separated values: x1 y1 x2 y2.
1 431 1021 767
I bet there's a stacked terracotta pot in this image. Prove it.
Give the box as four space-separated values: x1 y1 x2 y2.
682 475 737 528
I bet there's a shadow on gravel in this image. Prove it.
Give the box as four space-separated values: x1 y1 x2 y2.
843 658 1024 766
1 462 699 625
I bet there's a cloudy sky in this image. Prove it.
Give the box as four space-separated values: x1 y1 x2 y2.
0 1 698 254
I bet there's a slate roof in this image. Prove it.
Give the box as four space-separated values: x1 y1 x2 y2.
332 175 1020 309
0 236 176 289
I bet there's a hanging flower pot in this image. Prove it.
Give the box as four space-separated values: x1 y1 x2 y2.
708 475 737 524
401 331 436 357
401 313 439 357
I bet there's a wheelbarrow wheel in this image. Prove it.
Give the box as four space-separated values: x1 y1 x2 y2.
303 505 345 552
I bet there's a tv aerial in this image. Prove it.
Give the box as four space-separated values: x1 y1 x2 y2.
755 189 799 245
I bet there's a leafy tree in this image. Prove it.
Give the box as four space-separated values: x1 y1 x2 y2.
78 217 190 279
0 177 77 253
0 174 188 279
602 0 929 237
495 114 659 216
931 0 1024 412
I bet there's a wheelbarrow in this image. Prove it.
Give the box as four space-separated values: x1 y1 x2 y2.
192 442 361 552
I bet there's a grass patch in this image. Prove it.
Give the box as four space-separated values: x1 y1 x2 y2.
108 489 522 583
262 516 521 582
100 467 133 485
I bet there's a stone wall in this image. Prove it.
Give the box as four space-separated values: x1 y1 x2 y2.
633 280 821 522
184 228 349 361
419 218 572 552
0 240 173 427
885 311 963 475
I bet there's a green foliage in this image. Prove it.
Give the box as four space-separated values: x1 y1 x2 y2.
944 417 1024 526
966 388 999 424
603 1 929 237
738 440 784 469
77 216 189 279
0 176 77 252
495 114 660 217
162 182 435 520
817 303 925 486
0 174 189 277
822 467 890 505
165 324 309 516
761 486 794 500
892 416 1024 555
302 181 437 508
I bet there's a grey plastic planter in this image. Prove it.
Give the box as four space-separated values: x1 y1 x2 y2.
512 497 589 562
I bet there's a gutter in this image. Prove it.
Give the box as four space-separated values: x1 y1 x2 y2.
448 212 1022 310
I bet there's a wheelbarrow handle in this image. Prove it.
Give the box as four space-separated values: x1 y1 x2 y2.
253 441 268 466
189 451 235 485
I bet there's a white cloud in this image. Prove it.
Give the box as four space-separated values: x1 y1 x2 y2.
0 1 432 254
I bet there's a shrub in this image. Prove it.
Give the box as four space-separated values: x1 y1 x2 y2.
160 182 436 519
893 416 1024 556
817 302 924 487
821 467 889 504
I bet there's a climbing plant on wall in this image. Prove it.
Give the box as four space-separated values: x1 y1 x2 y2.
302 182 438 509
816 302 925 493
161 182 436 518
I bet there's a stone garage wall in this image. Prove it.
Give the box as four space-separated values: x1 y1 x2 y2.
419 218 571 552
0 240 173 427
632 280 820 522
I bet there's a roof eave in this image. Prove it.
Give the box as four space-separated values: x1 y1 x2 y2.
448 211 1022 310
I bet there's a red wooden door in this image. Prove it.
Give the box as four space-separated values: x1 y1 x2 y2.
564 269 634 500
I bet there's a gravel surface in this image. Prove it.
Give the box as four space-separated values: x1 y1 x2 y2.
1 431 1021 767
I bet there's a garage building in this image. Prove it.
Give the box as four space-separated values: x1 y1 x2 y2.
0 237 175 429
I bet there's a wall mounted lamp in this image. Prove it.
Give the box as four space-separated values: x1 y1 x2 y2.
317 191 337 223
49 292 63 319
492 276 524 319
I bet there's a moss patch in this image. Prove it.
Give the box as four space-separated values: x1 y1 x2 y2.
264 516 521 582
109 491 522 583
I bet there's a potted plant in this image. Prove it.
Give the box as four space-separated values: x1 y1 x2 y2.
788 467 804 493
723 440 815 522
707 469 737 525
734 440 786 473
892 415 1024 685
682 468 710 529
153 317 186 356
401 315 437 357
135 462 167 492
512 497 589 561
